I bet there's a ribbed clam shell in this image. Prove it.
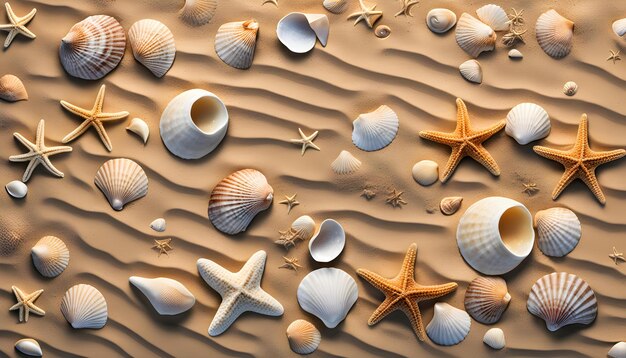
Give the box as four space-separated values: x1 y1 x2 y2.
609 342 626 358
331 150 361 174
5 180 27 199
323 0 347 14
455 13 496 58
126 118 150 143
31 236 69 278
508 49 523 58
309 219 345 262
208 169 273 235
59 15 126 80
440 196 463 215
94 158 148 211
291 215 316 240
476 4 509 31
535 10 574 59
14 338 42 357
527 272 597 331
483 328 505 350
459 59 482 84
426 303 471 346
129 276 195 315
352 105 399 152
286 319 321 354
61 284 108 329
464 276 511 324
534 207 581 257
180 0 217 26
426 8 457 34
128 19 175 78
149 218 166 232
0 74 28 101
613 18 626 37
563 81 578 96
297 268 358 328
505 103 551 145
215 20 259 70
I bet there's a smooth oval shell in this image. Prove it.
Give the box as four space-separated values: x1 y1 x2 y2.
291 215 316 241
6 180 27 198
459 59 482 84
31 236 70 278
440 196 463 215
476 4 509 31
128 19 175 78
412 160 439 186
0 74 28 101
215 20 259 70
534 207 581 257
455 13 496 58
535 10 574 59
323 0 347 14
505 103 551 145
426 302 471 346
149 218 166 232
483 328 505 350
563 81 578 96
613 18 626 37
129 276 195 315
609 342 626 358
508 49 523 58
352 105 399 152
61 284 108 329
464 276 511 324
94 158 148 211
14 338 42 357
331 150 361 175
286 319 321 354
180 0 217 26
309 219 345 262
126 118 149 143
426 8 457 33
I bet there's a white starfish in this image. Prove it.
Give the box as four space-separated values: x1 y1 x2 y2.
347 0 383 28
290 128 320 156
0 2 36 48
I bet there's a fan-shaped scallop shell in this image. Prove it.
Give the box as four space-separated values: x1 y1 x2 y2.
505 103 551 145
535 10 574 59
291 215 316 241
309 219 345 262
61 284 108 329
323 0 347 14
331 150 361 175
215 20 259 70
352 105 399 152
563 81 578 96
459 59 482 84
14 338 43 357
440 196 463 215
534 207 581 257
426 303 471 346
0 74 28 102
464 276 511 324
476 4 509 31
129 276 195 315
483 328 505 350
613 18 626 37
128 19 175 78
286 319 321 354
31 236 69 278
59 15 126 80
455 13 496 58
94 158 148 211
426 8 457 34
208 169 273 235
180 0 217 26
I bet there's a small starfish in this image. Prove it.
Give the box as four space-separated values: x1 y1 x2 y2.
502 26 527 47
290 128 320 156
279 194 299 214
361 188 376 200
275 228 304 249
9 119 73 182
507 8 524 26
60 84 129 152
152 238 173 257
262 0 278 6
279 256 302 271
522 182 539 196
347 0 383 28
9 286 45 323
607 50 621 64
609 247 625 265
394 0 418 17
386 189 407 207
0 3 36 48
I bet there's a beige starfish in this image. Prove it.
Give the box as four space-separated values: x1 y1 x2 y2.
279 256 302 271
262 0 278 6
502 26 526 47
290 128 320 156
279 194 299 214
152 238 173 257
9 119 73 182
522 182 539 196
361 188 376 200
60 85 129 152
0 3 36 48
386 189 407 207
347 0 383 28
394 0 418 17
507 8 524 26
607 50 621 64
275 228 307 249
533 114 626 204
609 247 625 265
9 286 45 323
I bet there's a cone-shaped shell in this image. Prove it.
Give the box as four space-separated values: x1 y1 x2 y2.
476 4 509 31
459 59 482 84
426 8 457 33
305 14 329 47
534 207 581 257
215 20 259 70
505 103 551 145
440 196 463 215
14 338 42 357
297 268 358 328
455 13 496 58
426 303 471 346
126 118 149 143
94 158 148 211
291 215 316 241
31 236 69 278
323 0 347 14
464 276 511 324
613 18 626 37
149 218 166 232
129 276 195 315
286 319 321 355
352 105 399 152
609 342 626 358
331 150 362 174
535 10 574 59
6 180 28 199
527 272 597 331
128 19 175 78
563 81 578 96
208 169 273 235
180 0 217 26
308 219 345 262
0 74 28 101
61 284 108 329
59 15 126 80
483 328 505 350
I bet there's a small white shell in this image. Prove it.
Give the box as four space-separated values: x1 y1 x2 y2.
464 276 511 324
305 14 329 47
612 18 626 37
5 180 27 198
455 13 496 58
309 219 345 262
352 105 399 152
31 236 70 278
534 207 581 257
215 20 259 70
505 103 551 145
0 74 28 102
291 215 316 241
426 8 457 34
323 0 347 14
331 150 361 175
609 342 626 358
459 59 482 84
180 0 217 26
440 197 463 215
129 276 196 315
483 328 506 350
61 284 108 329
126 118 149 143
535 10 574 59
412 160 439 186
508 49 523 58
286 319 321 355
426 303 471 346
149 218 166 232
476 4 509 31
563 81 578 96
128 19 175 77
14 338 42 357
94 158 148 211
277 13 328 53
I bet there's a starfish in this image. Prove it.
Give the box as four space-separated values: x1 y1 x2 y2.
361 188 376 200
394 0 418 17
197 250 284 336
9 286 45 323
533 114 625 204
275 228 305 249
522 182 539 196
357 243 458 341
152 238 173 257
60 84 129 152
607 50 621 64
507 8 524 26
609 247 625 265
279 256 302 271
386 189 406 207
419 98 505 183
262 0 278 6
347 0 383 28
502 26 526 47
290 128 320 156
279 193 299 214
0 3 36 48
9 119 73 182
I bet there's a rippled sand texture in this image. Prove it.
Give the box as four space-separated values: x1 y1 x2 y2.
1 0 625 356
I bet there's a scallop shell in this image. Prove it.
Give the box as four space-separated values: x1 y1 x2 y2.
208 169 273 235
456 197 535 275
277 13 328 53
508 49 523 59
286 319 321 355
331 150 361 175
14 338 42 357
323 0 347 14
483 328 505 350
308 219 345 262
180 0 217 26
563 81 578 96
31 236 69 278
455 13 496 58
126 118 149 143
374 25 391 39
297 268 358 328
59 15 126 80
609 342 626 358
440 196 463 215
412 160 439 186
291 215 316 241
459 59 482 84
527 272 597 331
505 103 551 145
0 74 28 102
149 218 166 232
535 10 574 59
128 19 175 78
426 8 457 34
94 158 148 211
426 303 471 346
215 20 259 70
352 105 399 152
5 180 27 199
61 284 108 329
613 18 626 37
464 276 511 324
476 4 509 31
534 207 581 257
129 276 195 315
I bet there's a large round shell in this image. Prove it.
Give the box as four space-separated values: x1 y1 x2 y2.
352 105 399 152
323 0 347 14
14 338 43 357
208 169 273 235
534 207 581 257
129 276 195 315
31 236 69 278
215 20 259 70
308 219 345 262
464 276 511 324
426 8 457 34
331 150 361 175
286 319 321 355
426 303 471 346
483 328 506 350
128 19 175 78
60 284 108 329
455 13 496 58
535 10 574 59
94 158 148 211
0 74 28 102
613 18 626 37
180 0 217 26
505 103 551 145
476 4 509 31
459 59 482 84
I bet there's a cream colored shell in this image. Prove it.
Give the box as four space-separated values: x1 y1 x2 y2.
476 4 509 31
61 284 108 329
426 8 457 34
31 236 70 278
534 207 581 257
426 303 471 346
459 59 482 84
94 158 148 211
323 0 347 14
352 105 399 152
128 19 175 78
0 74 28 102
440 196 463 215
126 118 150 143
286 319 321 354
331 150 362 175
129 276 195 315
464 276 510 324
455 13 496 58
180 0 217 26
505 103 551 145
535 10 574 59
483 328 505 350
215 20 259 70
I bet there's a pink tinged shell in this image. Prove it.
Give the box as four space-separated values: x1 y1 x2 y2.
286 319 321 354
31 236 70 278
215 20 259 70
60 284 108 329
464 276 511 324
94 158 149 211
455 13 496 58
0 74 28 101
128 19 176 78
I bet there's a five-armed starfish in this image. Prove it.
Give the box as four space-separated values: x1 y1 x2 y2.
522 182 539 196
279 193 300 213
609 247 625 265
394 0 419 17
385 189 406 207
290 128 320 156
279 256 302 271
607 50 621 64
0 2 36 48
9 286 45 322
347 0 383 28
152 238 173 257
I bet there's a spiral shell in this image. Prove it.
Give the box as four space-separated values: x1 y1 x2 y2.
61 284 108 329
94 158 149 211
286 319 321 354
374 25 391 39
534 207 581 257
129 276 195 315
455 13 496 57
426 303 471 346
426 8 457 34
31 236 70 278
563 81 578 96
505 103 551 145
535 10 574 59
323 0 347 14
215 20 259 70
459 59 482 84
476 4 509 31
352 105 399 152
180 0 217 26
464 276 511 324
331 150 361 175
0 74 28 102
128 19 176 78
440 196 463 215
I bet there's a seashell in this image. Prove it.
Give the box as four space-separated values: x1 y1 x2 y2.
456 196 535 275
291 215 316 241
508 49 523 58
426 302 471 346
426 8 457 34
305 14 330 47
331 150 361 175
180 0 217 26
535 10 574 59
297 268 358 328
412 160 439 186
527 272 597 331
534 207 581 257
483 328 505 350
459 59 482 84
129 276 195 315
323 0 347 14
61 284 108 329
563 81 578 96
215 20 259 70
309 219 345 262
286 319 321 355
126 118 150 143
609 342 626 358
352 105 399 152
14 338 42 357
0 74 28 102
208 169 273 235
464 276 511 324
159 89 229 159
149 218 166 232
505 103 551 145
476 4 509 31
613 19 626 37
94 158 148 211
276 13 329 53
59 15 126 80
31 236 70 278
5 180 27 198
440 196 463 215
128 19 175 78
374 25 391 39
455 13 496 58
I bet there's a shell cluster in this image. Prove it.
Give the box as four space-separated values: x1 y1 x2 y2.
94 158 149 211
61 284 108 329
352 105 399 152
31 236 70 278
277 13 329 53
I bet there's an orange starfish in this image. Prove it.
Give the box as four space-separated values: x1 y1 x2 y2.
533 114 625 204
357 243 458 341
419 98 505 183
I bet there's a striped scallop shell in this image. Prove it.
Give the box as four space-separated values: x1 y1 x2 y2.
59 15 126 80
208 169 273 235
94 158 148 211
31 236 69 278
476 4 509 31
613 18 626 37
505 103 551 145
535 10 574 59
61 284 108 329
464 276 511 324
0 74 28 102
331 150 361 174
180 0 217 26
426 8 457 34
286 319 321 355
129 276 195 315
128 19 175 78
459 59 482 84
527 272 597 331
455 13 496 57
483 328 506 350
426 303 471 346
352 105 399 151
534 207 581 257
215 20 259 70
323 0 347 14
291 215 316 241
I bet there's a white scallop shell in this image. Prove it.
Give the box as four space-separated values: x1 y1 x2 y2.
464 276 511 324
455 13 496 58
508 49 523 58
208 169 273 235
426 8 457 34
613 18 626 37
459 59 482 84
483 328 505 350
534 207 581 257
412 160 439 186
426 302 471 346
180 0 217 26
563 81 578 96
291 215 316 241
215 20 259 70
476 4 509 31
149 218 166 232
61 284 108 329
456 197 535 275
31 236 69 278
297 268 358 328
440 196 463 215
323 0 347 14
309 219 345 262
128 19 175 78
505 103 551 145
352 105 399 152
126 118 149 143
6 180 27 198
94 158 148 211
331 150 361 175
535 10 574 59
286 319 321 355
277 13 328 53
129 276 196 315
527 272 597 331
609 342 626 358
0 74 28 102
15 338 42 357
